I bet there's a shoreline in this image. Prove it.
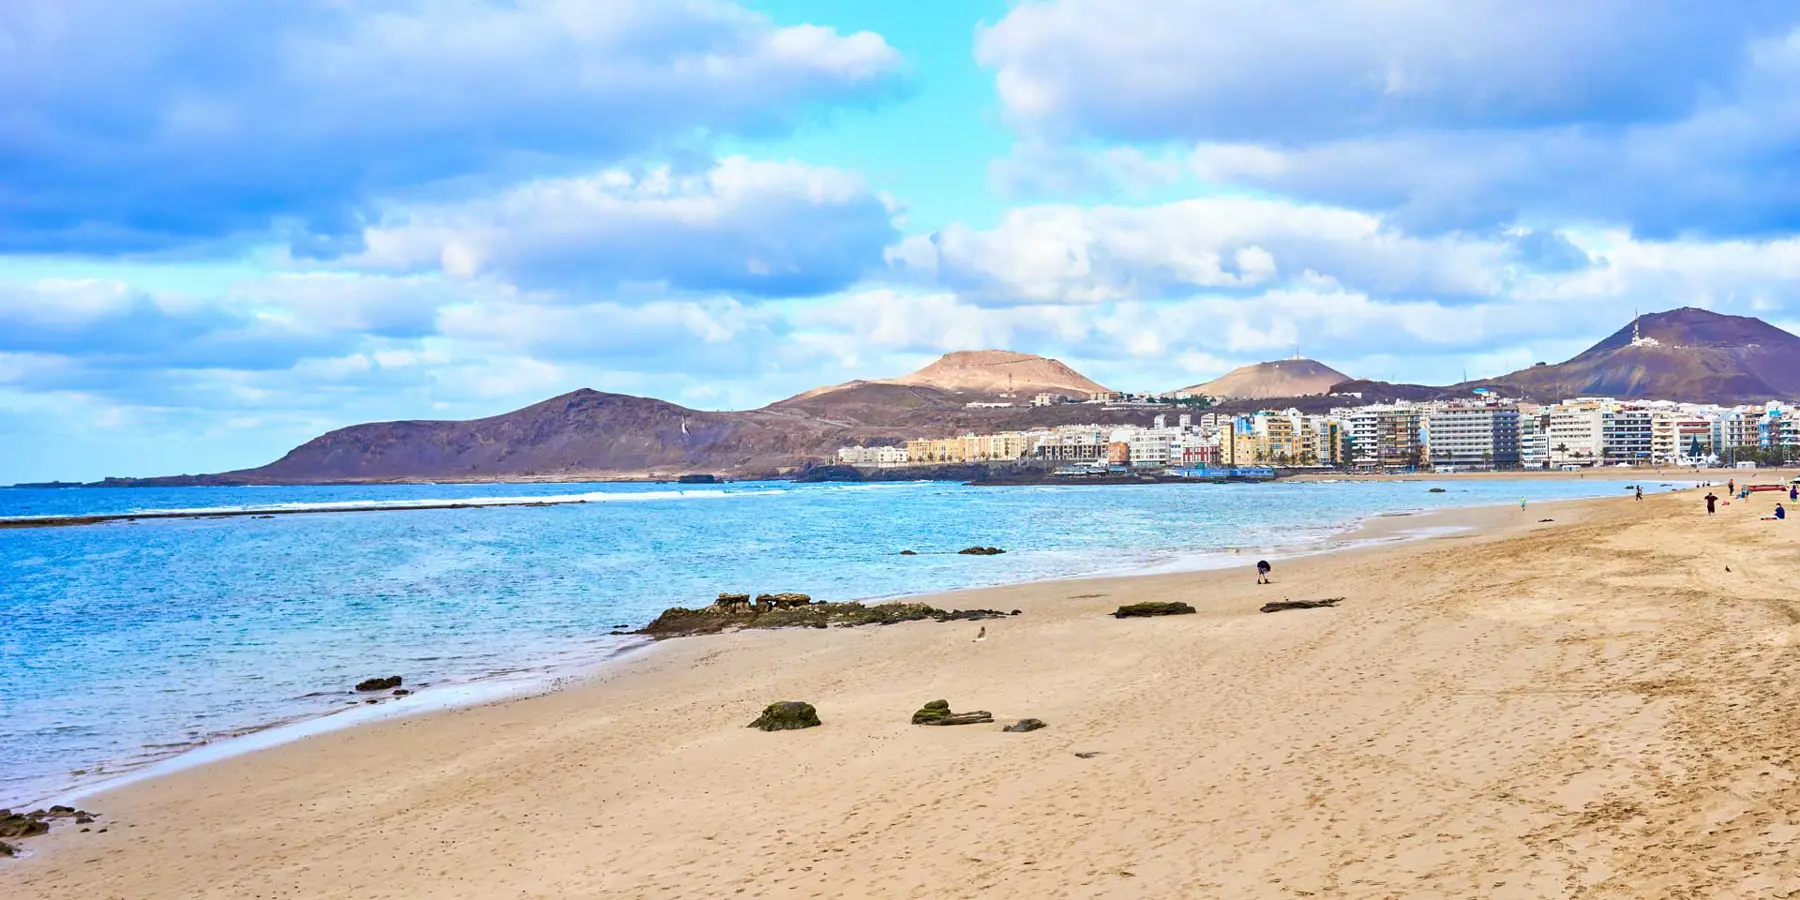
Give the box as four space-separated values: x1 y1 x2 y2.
8 490 1589 812
11 481 1800 895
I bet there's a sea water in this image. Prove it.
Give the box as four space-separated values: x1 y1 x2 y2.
0 477 1680 806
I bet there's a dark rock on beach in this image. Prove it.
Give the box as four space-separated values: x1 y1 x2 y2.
637 599 991 637
958 546 1006 555
1259 598 1343 613
0 811 49 839
912 700 994 726
748 701 821 731
1003 718 1047 733
899 550 917 555
934 608 1013 622
677 473 719 484
354 676 403 692
0 840 14 857
1112 602 1196 618
755 592 813 610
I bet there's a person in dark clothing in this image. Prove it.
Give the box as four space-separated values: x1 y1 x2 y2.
1256 559 1272 585
1635 485 1643 501
1789 484 1797 502
1777 503 1787 520
1705 492 1718 515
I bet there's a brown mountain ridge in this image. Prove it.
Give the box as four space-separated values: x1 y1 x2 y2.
79 310 1800 485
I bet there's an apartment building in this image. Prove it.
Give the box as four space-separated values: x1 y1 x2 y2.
1344 405 1423 471
1601 407 1655 465
1546 405 1605 467
836 445 909 467
1424 404 1521 470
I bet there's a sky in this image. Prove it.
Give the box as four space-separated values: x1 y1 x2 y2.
7 1 1800 483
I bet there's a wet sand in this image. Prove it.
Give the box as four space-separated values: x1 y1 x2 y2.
6 478 1800 898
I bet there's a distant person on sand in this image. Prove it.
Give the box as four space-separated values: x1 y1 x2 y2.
1256 560 1272 585
1705 492 1719 515
1635 485 1644 501
1729 478 1735 495
1519 498 1527 512
1776 503 1787 521
1790 483 1797 502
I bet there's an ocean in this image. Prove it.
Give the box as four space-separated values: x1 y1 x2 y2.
0 476 1678 807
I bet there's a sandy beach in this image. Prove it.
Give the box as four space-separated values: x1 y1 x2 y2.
6 477 1800 899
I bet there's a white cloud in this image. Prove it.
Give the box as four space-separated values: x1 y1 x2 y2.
342 158 897 296
889 196 1517 305
1 0 904 251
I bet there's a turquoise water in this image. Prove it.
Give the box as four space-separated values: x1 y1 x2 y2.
0 477 1676 806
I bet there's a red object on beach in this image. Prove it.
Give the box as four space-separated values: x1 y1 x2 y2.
1749 485 1785 492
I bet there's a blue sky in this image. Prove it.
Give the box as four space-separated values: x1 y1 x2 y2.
6 0 1800 483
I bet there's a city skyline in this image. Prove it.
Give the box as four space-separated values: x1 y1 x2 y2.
10 2 1800 482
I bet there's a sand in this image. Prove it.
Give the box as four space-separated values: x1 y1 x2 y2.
6 478 1800 899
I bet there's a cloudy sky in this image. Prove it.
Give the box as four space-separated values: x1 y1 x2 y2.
7 0 1800 482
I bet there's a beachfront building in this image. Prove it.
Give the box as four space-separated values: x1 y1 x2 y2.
1601 407 1655 465
1222 410 1343 467
1423 404 1522 470
1650 413 1717 465
1343 405 1423 471
1546 404 1606 467
836 445 909 467
1519 409 1551 469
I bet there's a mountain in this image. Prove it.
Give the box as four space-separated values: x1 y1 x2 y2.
145 354 1132 484
1478 308 1800 404
91 310 1800 486
1181 357 1351 400
795 350 1110 403
209 390 839 483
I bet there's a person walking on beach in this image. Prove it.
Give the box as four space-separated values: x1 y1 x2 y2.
1635 485 1644 501
1789 483 1797 502
1728 478 1735 495
1256 559 1272 585
1705 492 1719 515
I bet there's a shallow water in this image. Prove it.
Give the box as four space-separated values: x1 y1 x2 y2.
0 477 1670 805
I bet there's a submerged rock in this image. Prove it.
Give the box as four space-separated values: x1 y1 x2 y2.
1259 598 1343 614
354 676 402 692
1112 602 1196 618
1428 487 1447 493
748 701 822 731
899 550 918 556
958 546 1006 555
912 700 993 726
1003 718 1047 733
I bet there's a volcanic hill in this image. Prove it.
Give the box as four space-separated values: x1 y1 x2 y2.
1180 357 1351 400
796 350 1110 403
1477 308 1800 404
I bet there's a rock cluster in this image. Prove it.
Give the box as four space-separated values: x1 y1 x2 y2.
1003 718 1047 733
638 599 1024 637
755 592 813 610
748 701 822 731
935 608 1017 622
1259 598 1343 613
1112 601 1197 618
958 546 1006 555
354 675 403 692
1 806 99 845
911 700 993 726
